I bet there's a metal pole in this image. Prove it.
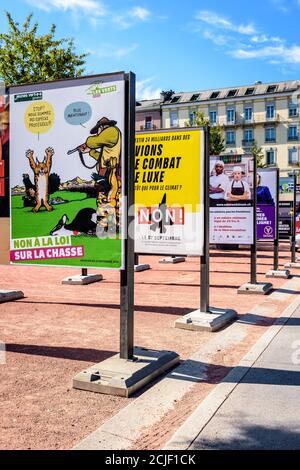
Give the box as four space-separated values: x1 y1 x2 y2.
200 127 210 313
251 155 257 284
273 168 280 271
120 72 135 360
291 172 297 263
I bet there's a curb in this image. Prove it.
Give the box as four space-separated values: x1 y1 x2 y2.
163 291 300 450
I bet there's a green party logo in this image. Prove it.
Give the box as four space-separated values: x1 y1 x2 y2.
86 82 117 99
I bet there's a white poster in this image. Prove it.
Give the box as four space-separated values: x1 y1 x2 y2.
9 74 125 269
134 128 205 256
210 155 254 245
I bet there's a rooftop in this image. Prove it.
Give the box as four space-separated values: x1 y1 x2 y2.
136 79 300 110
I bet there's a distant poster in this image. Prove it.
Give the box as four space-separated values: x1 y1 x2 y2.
296 184 300 236
9 73 125 268
278 177 295 240
0 95 9 265
256 169 277 241
135 128 204 255
0 96 9 213
209 155 254 245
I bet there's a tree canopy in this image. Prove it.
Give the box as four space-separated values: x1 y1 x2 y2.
0 12 87 85
185 111 226 155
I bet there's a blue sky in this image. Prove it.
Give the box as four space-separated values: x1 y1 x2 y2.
1 0 300 99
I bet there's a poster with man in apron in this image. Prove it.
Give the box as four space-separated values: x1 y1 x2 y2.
225 166 251 203
209 155 254 245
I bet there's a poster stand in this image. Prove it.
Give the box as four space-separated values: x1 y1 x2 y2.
175 129 237 332
73 73 179 397
61 267 103 285
266 168 290 279
159 255 186 264
134 253 150 272
0 289 24 303
285 173 300 269
1 93 24 302
238 157 273 295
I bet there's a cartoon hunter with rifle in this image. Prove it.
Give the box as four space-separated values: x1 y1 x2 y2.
60 116 122 238
68 116 121 177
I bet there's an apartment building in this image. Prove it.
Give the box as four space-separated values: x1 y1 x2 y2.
136 80 300 176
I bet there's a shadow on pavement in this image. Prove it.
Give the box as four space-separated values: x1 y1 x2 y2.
17 300 195 316
189 423 300 450
6 343 116 363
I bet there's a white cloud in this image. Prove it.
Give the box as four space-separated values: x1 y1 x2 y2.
26 0 106 16
270 0 289 13
130 7 151 21
202 30 230 46
194 9 300 68
113 15 132 29
136 78 161 100
196 10 256 35
232 45 300 64
114 43 139 58
251 34 284 44
113 7 152 29
89 43 138 59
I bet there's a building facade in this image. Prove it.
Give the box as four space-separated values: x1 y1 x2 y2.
135 98 161 131
136 80 300 176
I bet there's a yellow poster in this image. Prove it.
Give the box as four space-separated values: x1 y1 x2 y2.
135 128 204 255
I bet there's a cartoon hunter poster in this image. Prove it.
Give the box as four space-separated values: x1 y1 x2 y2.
9 73 125 269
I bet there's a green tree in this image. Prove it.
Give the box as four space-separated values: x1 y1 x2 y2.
185 111 225 155
251 140 266 168
0 12 87 85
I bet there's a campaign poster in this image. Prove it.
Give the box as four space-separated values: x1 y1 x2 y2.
278 177 295 240
209 155 254 245
256 169 277 241
0 95 10 265
135 128 204 256
296 184 300 236
9 74 125 268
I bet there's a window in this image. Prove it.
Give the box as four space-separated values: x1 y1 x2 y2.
227 108 235 123
171 96 180 103
244 107 253 122
209 110 217 124
288 148 298 165
266 104 275 119
266 150 276 166
170 110 178 128
226 131 235 145
266 85 277 93
227 89 237 97
190 94 200 102
245 88 255 96
265 127 276 142
145 116 152 129
289 102 298 118
210 91 220 99
288 125 298 141
244 128 253 142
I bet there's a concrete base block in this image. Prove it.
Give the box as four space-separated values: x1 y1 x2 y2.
285 263 300 270
266 270 290 279
73 347 180 398
134 264 151 273
238 282 273 295
174 308 237 333
0 290 24 303
159 257 186 264
62 274 103 285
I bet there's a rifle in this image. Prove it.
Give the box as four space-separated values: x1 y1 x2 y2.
67 146 98 169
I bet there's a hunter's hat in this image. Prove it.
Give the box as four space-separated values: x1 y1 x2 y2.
90 116 117 134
